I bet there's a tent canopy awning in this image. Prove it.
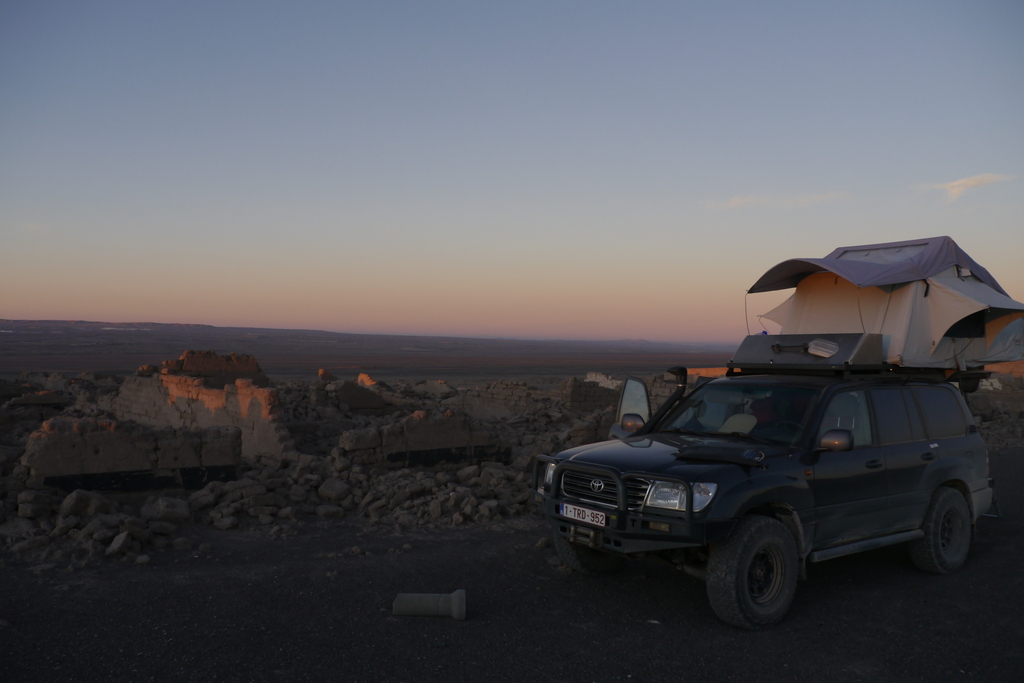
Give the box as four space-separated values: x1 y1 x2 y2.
748 236 1007 295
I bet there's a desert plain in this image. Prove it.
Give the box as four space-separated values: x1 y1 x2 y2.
0 321 1022 682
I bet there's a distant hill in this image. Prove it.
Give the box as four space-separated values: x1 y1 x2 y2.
0 320 736 384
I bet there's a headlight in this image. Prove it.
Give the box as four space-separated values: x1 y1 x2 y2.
644 481 718 512
538 462 555 492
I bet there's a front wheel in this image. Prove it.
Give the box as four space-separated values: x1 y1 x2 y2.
706 515 798 629
909 487 972 574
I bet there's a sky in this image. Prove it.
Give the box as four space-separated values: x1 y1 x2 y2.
2 1 1022 344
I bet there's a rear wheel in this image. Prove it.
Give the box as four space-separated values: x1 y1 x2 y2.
706 515 798 629
909 487 971 574
553 533 623 574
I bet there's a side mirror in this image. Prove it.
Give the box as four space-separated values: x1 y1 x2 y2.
620 413 646 434
819 429 853 452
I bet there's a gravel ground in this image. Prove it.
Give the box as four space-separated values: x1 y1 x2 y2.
1 448 1021 683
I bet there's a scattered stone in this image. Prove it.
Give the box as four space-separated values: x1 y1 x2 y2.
316 505 344 518
456 465 480 482
93 528 118 543
18 503 50 519
58 489 93 517
12 535 51 554
0 517 36 540
105 531 131 556
135 554 150 565
212 516 238 530
171 537 193 551
141 497 191 522
318 478 350 502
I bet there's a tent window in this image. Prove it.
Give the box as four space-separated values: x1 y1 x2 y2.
944 311 986 339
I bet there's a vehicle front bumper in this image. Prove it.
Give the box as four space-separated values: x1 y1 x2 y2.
532 456 736 555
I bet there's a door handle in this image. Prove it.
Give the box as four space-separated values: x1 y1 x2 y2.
865 459 884 469
920 452 935 461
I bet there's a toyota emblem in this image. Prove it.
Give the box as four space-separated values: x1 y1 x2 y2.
590 479 605 493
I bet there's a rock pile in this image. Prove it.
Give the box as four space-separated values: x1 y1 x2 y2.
4 359 1020 568
972 374 1024 450
0 365 620 565
0 486 204 565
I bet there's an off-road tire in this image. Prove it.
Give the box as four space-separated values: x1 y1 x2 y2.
909 487 971 574
706 515 798 630
553 533 623 574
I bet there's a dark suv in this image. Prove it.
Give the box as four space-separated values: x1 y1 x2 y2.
533 333 995 629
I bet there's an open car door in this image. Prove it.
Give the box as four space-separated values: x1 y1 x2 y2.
609 377 651 439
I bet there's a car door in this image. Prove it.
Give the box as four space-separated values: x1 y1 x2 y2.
871 387 932 531
910 384 976 513
609 377 651 439
810 389 891 545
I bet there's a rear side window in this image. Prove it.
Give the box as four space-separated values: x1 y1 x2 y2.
912 386 967 439
870 389 913 444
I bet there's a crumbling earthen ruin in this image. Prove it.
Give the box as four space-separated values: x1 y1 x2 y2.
1 351 1021 568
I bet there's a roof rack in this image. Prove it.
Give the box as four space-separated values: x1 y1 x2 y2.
725 334 989 385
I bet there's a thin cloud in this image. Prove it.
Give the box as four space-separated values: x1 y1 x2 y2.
917 173 1014 202
706 191 847 210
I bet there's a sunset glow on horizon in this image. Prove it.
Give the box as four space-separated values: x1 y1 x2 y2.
2 2 1022 345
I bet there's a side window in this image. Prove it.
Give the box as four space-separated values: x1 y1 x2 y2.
817 389 872 448
871 389 913 444
902 388 926 440
912 386 968 439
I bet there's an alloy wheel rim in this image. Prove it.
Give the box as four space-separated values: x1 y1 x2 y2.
748 544 784 604
939 509 960 552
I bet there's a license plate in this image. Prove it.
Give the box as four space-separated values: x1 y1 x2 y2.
559 502 606 527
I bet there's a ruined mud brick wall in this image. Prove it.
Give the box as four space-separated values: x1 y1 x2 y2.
449 381 544 420
646 374 681 413
336 411 504 469
21 417 240 489
987 360 1024 379
559 377 618 412
645 367 729 413
156 350 270 387
109 375 291 464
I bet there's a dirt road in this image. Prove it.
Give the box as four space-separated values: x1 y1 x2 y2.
2 449 1021 683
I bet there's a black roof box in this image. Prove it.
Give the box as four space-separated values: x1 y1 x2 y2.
728 333 886 373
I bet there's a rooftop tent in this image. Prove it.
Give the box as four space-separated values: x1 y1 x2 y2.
751 237 1024 370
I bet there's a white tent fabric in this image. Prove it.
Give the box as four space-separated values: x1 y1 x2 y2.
752 238 1024 369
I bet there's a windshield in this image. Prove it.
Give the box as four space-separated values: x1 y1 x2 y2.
658 381 820 446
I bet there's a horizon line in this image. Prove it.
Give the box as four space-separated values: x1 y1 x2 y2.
0 318 741 348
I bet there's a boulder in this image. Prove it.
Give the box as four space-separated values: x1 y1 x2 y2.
141 497 191 522
318 479 351 502
338 428 382 452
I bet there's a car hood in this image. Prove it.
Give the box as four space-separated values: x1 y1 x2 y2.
556 433 788 479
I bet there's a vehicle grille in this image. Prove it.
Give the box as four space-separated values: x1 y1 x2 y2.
561 471 650 510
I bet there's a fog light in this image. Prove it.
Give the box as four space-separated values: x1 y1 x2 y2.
648 521 670 532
